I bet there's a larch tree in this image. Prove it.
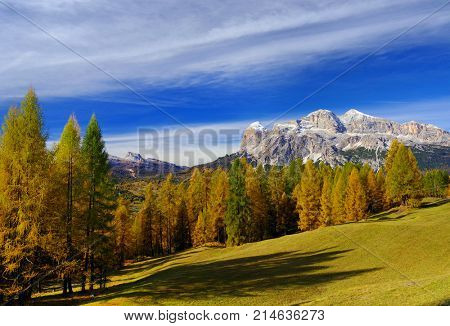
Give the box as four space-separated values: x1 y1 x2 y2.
157 173 178 254
174 183 190 251
205 168 229 243
53 114 82 295
294 160 321 231
0 89 51 303
384 139 401 173
245 165 269 242
80 114 114 293
225 158 249 246
319 175 333 226
113 197 131 267
366 168 383 214
385 143 422 206
137 182 157 257
331 169 347 224
193 209 207 247
345 168 367 221
268 166 287 236
186 168 207 245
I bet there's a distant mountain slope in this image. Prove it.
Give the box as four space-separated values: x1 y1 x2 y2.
109 152 187 179
241 109 450 169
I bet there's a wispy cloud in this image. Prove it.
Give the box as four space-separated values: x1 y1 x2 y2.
1 0 449 99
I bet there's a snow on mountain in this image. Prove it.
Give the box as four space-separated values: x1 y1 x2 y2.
241 108 450 168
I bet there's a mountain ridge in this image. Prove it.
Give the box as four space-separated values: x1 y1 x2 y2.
241 108 450 169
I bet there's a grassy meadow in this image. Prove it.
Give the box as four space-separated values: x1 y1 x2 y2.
35 199 450 306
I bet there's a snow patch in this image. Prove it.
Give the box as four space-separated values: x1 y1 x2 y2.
247 121 266 132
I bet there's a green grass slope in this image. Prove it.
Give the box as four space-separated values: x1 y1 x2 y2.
41 200 450 306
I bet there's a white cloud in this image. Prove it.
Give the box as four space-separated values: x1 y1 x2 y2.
1 0 449 98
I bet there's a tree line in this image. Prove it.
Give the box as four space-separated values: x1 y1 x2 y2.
0 90 123 304
132 139 449 256
0 90 449 304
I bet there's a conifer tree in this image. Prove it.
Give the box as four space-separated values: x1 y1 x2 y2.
225 159 249 246
376 168 388 210
53 114 82 295
345 168 367 221
422 169 449 198
366 168 383 214
205 168 229 243
294 160 321 231
384 139 401 173
284 159 303 195
174 183 190 251
385 143 422 206
193 209 207 247
186 168 207 245
157 173 178 254
268 166 287 235
245 165 269 242
331 168 347 224
0 89 51 303
319 175 333 226
113 197 131 267
80 114 114 292
137 182 157 257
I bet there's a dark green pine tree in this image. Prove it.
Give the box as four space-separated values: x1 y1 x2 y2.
225 158 249 246
81 114 115 293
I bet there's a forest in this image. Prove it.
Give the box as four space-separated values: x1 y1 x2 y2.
0 89 449 305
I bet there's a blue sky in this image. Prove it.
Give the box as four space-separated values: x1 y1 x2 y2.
1 0 450 165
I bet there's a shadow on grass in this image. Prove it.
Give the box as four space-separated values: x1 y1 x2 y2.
35 247 381 305
420 198 449 208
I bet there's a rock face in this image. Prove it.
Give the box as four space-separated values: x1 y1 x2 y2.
109 152 187 179
240 109 450 169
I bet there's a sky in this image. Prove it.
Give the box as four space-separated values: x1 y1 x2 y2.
0 0 450 165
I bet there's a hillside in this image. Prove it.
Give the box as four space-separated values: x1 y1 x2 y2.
37 200 450 306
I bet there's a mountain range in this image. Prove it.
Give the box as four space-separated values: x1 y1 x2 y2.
109 109 450 178
109 152 187 179
241 109 450 170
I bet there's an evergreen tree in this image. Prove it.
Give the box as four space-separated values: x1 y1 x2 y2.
423 169 449 198
345 168 367 221
80 114 114 292
283 159 303 195
294 160 321 231
225 159 249 246
0 89 51 303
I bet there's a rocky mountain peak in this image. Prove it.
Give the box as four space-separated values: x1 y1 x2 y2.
247 121 266 132
124 152 144 162
240 108 450 169
303 109 346 133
